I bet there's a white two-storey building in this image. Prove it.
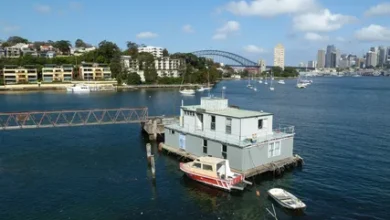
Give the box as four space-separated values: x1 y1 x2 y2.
164 97 295 172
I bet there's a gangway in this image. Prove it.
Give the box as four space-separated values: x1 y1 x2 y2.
0 107 149 130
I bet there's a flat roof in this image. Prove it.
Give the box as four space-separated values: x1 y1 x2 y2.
195 156 226 164
182 105 272 118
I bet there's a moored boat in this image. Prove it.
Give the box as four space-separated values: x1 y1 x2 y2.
268 188 306 210
66 84 90 93
180 89 196 95
180 156 252 191
277 80 285 84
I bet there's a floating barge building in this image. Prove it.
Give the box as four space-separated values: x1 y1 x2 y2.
162 97 303 178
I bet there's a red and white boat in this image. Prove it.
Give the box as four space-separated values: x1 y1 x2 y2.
180 156 252 191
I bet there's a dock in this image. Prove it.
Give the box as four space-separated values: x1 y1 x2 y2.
141 116 179 140
160 143 303 178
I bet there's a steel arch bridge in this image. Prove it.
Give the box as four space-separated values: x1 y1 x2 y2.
191 50 258 67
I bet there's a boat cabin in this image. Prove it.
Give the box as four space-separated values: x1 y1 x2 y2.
188 157 237 180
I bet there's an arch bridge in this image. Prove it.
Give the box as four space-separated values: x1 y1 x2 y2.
190 50 315 70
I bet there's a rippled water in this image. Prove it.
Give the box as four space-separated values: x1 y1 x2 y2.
0 77 389 220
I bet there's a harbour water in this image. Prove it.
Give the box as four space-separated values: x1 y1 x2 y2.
0 77 389 219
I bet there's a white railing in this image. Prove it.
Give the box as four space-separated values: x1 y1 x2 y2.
166 123 295 147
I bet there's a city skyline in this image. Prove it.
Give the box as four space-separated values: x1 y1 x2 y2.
1 0 390 65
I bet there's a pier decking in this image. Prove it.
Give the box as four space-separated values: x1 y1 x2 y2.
160 143 303 178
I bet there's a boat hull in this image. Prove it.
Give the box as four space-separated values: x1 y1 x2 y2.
180 163 244 191
268 188 306 210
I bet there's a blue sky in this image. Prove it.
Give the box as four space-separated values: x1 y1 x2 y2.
1 0 390 65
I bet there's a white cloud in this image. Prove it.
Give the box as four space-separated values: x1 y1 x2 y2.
243 45 266 53
212 21 240 40
34 4 51 13
182 24 194 33
212 33 227 40
217 21 240 33
136 32 158 39
355 24 390 42
223 0 318 17
336 37 345 42
365 3 390 17
304 32 329 41
293 9 357 32
69 1 83 11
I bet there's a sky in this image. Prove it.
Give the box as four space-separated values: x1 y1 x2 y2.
1 0 390 65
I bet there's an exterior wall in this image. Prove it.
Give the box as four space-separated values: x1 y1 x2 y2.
241 137 294 171
240 115 273 139
164 127 244 171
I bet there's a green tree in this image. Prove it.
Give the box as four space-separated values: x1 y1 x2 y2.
97 40 120 63
127 72 142 85
126 41 138 57
7 36 29 45
75 39 88 48
54 40 71 55
162 49 169 57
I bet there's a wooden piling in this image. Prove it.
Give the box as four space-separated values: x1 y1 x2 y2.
150 155 156 179
146 143 152 164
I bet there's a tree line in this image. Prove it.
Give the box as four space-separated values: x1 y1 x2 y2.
0 36 222 85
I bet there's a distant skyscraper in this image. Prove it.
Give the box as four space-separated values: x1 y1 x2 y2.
317 49 325 69
325 45 336 68
378 46 386 66
308 61 317 68
257 59 266 73
273 43 285 69
366 51 377 67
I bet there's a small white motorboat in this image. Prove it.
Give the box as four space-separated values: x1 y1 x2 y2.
197 87 205 92
277 80 285 84
179 89 195 95
270 87 275 91
258 80 263 84
66 84 90 93
268 188 306 210
296 83 306 89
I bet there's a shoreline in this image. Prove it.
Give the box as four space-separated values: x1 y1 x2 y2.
0 83 210 93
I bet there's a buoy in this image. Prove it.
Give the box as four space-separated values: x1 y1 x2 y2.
256 190 260 197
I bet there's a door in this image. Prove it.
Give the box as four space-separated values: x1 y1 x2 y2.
179 134 186 150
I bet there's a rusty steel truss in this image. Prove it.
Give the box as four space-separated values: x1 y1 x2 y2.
0 107 149 130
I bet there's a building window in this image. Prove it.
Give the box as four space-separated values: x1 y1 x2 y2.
211 115 216 130
170 129 175 134
258 119 263 129
202 164 213 171
203 139 207 147
222 144 227 159
203 139 208 154
268 141 281 158
226 118 232 134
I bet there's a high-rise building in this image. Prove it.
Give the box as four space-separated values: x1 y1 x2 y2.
257 59 266 73
308 61 317 68
317 49 325 69
325 45 336 68
366 51 377 67
378 46 386 66
273 43 285 69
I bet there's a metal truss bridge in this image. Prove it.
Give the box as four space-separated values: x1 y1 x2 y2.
191 50 315 70
0 107 152 130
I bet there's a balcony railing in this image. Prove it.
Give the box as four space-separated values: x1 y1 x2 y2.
167 123 295 147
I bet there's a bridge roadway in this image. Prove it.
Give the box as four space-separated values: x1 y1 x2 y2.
0 107 176 130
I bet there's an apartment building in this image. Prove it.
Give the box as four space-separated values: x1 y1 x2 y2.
273 43 285 70
2 65 38 84
42 64 73 82
121 55 183 81
5 47 21 58
138 46 164 58
79 63 112 80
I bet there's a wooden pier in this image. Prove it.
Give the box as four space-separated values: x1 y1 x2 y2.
160 143 303 178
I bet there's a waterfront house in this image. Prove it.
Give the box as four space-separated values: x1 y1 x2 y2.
42 64 73 82
164 97 296 172
79 63 112 81
2 65 38 84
